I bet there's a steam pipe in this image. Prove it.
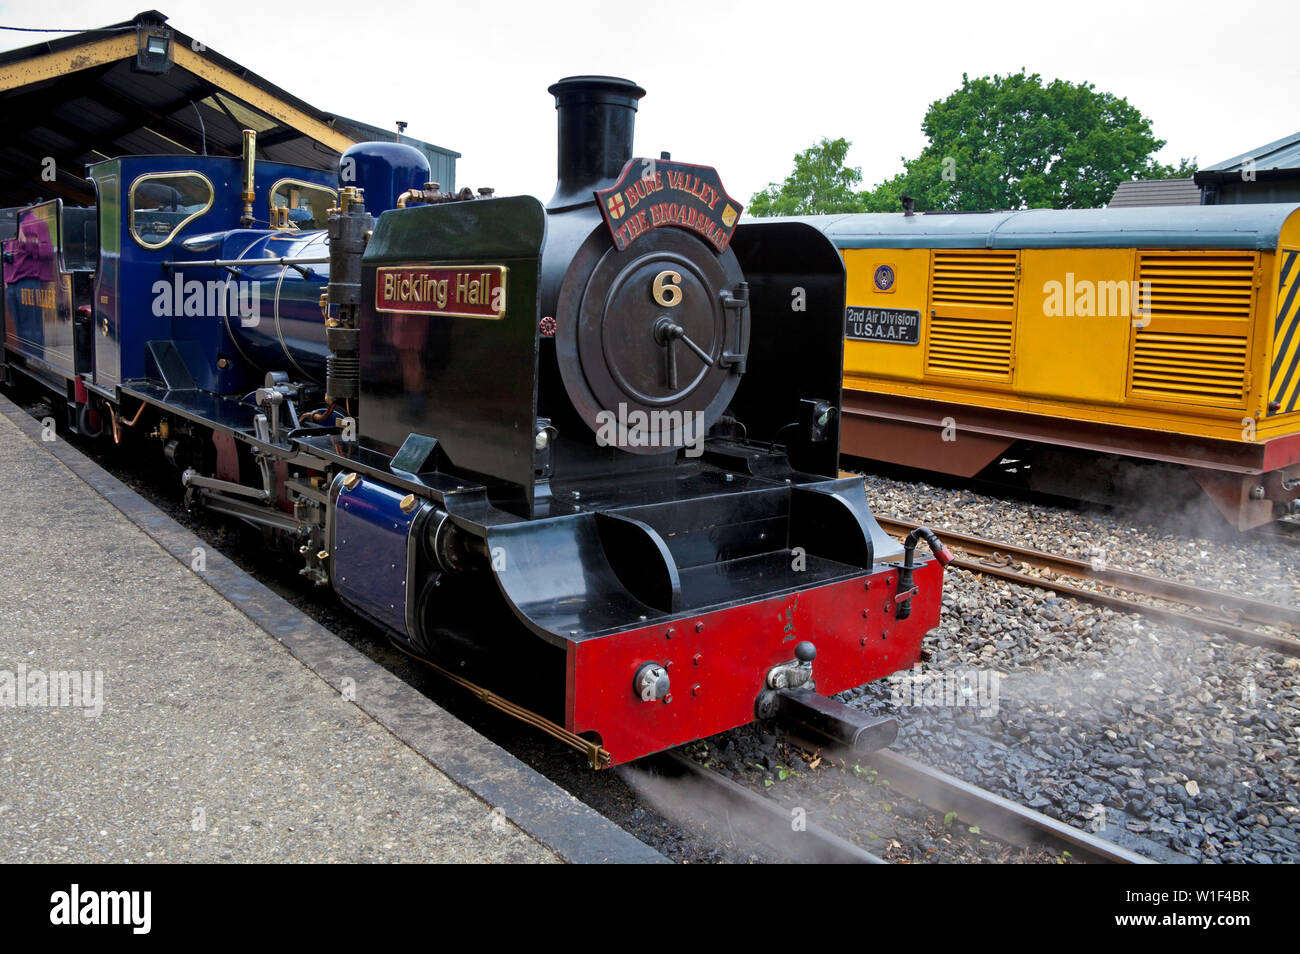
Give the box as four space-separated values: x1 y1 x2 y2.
896 527 954 621
240 129 257 228
903 526 954 570
396 183 439 209
162 257 330 269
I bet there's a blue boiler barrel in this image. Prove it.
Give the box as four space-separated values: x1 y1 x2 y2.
207 142 432 385
216 229 331 383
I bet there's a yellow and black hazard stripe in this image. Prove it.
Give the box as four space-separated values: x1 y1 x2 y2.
1269 248 1300 415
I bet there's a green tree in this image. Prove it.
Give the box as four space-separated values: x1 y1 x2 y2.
1149 156 1200 179
748 138 867 216
861 70 1193 211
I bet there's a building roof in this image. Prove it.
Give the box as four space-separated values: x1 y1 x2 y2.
776 203 1300 251
1194 130 1300 190
1199 130 1300 175
1107 178 1201 208
0 10 457 207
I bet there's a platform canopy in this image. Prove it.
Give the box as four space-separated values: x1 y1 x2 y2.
0 10 458 208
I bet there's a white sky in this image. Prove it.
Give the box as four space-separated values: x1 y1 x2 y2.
1 0 1296 206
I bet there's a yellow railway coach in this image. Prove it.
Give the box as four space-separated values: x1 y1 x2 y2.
799 204 1300 529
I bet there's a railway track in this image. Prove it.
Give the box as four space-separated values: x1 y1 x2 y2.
646 747 1151 864
862 749 1152 864
1255 519 1300 547
877 516 1300 657
638 752 886 863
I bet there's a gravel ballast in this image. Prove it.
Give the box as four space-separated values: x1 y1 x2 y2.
836 474 1300 863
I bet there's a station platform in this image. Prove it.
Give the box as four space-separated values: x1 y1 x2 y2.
0 394 663 864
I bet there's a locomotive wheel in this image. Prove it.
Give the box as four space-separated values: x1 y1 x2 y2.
77 401 103 439
411 571 446 659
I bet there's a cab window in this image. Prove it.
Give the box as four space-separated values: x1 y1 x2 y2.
269 179 336 230
129 173 213 249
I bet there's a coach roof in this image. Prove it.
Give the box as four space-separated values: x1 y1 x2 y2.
778 203 1300 251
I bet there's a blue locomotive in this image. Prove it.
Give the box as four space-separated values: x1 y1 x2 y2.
1 77 949 767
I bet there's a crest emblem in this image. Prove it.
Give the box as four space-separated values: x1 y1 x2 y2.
594 159 743 253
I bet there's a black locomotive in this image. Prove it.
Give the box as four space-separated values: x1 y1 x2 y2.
1 76 948 766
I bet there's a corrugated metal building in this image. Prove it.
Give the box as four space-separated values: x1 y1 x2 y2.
1196 131 1300 205
0 9 458 208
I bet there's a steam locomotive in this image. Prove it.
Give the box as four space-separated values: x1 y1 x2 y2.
0 76 949 767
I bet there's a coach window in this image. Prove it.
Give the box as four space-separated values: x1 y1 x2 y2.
128 172 214 249
269 180 337 230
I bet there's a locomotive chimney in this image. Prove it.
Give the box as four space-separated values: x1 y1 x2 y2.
547 75 646 211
